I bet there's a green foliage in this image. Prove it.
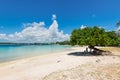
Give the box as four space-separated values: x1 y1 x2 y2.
56 41 70 45
70 26 120 46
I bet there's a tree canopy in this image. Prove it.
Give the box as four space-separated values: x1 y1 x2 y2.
70 26 120 46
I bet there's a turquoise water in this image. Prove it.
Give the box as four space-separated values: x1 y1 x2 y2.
0 45 71 62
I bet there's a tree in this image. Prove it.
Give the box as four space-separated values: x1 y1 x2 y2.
70 26 120 46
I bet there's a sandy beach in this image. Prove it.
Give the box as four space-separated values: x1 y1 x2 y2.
0 46 120 80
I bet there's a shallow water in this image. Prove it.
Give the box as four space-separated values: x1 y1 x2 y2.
0 45 71 62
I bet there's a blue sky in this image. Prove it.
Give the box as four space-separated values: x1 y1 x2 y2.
0 0 120 34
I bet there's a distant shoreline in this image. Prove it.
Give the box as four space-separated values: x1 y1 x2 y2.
0 42 70 46
0 43 56 45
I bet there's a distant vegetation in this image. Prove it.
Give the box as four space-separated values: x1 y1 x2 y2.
70 26 120 46
56 41 70 45
0 42 70 45
0 42 54 45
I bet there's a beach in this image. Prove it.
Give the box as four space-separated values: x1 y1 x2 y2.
0 46 120 80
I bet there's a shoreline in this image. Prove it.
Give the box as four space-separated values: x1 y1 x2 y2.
0 46 120 80
0 45 72 64
0 46 74 65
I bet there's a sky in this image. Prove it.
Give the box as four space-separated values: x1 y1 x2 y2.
0 0 120 42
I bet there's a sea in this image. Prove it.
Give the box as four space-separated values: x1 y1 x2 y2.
0 44 71 62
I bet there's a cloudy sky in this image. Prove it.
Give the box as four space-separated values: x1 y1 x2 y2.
0 0 120 42
0 15 70 43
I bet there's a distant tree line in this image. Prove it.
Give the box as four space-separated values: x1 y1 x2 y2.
70 26 120 46
56 41 70 45
0 42 54 45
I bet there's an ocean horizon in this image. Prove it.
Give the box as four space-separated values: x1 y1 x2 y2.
0 44 71 63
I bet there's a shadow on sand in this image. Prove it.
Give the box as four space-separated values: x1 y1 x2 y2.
67 51 120 57
67 52 94 56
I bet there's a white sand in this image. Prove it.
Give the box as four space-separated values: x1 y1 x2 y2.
0 46 120 80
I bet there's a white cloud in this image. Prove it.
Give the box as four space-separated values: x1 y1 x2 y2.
80 25 87 29
0 15 70 43
116 26 120 36
52 14 56 20
0 34 6 39
118 26 120 30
